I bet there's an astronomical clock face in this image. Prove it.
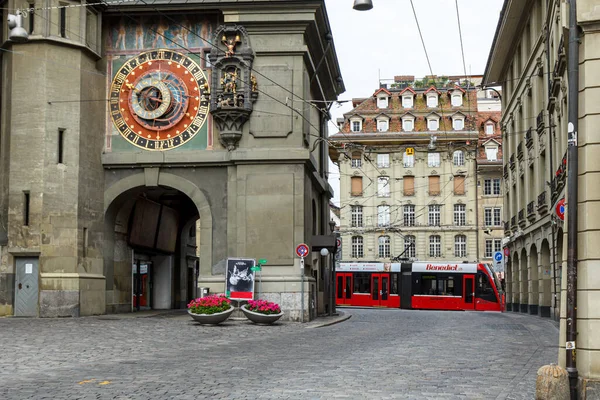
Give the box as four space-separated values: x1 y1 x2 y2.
109 50 209 151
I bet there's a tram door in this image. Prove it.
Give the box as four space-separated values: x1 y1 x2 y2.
336 273 353 305
371 273 391 307
463 275 475 310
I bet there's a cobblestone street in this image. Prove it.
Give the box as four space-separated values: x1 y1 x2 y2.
0 309 558 399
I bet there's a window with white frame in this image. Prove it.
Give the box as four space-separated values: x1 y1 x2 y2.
427 93 438 107
428 204 441 226
485 144 498 161
351 152 362 168
451 93 463 107
377 96 388 109
351 236 364 258
452 117 464 131
484 207 502 226
351 120 362 132
454 204 466 226
484 179 492 195
485 238 503 258
485 122 495 135
378 205 390 227
427 117 439 131
378 235 391 258
377 119 389 132
404 235 416 258
402 117 414 132
377 153 390 168
378 176 390 197
403 152 415 167
351 205 363 227
493 178 501 195
429 235 442 257
402 95 414 108
453 150 465 166
404 204 415 226
455 235 467 258
428 152 440 167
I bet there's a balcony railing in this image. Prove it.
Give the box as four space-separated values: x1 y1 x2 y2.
537 110 545 134
511 216 516 229
503 164 509 178
537 191 548 215
517 143 524 159
504 221 510 233
518 209 526 228
525 127 533 147
527 201 536 221
509 154 515 169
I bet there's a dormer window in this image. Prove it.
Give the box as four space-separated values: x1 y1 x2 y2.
427 117 439 131
377 119 389 132
485 144 499 161
377 96 389 109
485 122 495 135
402 95 414 108
451 93 463 107
452 116 465 131
402 117 414 132
350 118 362 132
427 93 438 108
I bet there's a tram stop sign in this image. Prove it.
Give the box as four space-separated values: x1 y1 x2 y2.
493 251 505 273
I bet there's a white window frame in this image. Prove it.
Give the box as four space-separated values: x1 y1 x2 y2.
453 150 465 166
428 152 440 167
485 145 498 161
429 235 442 257
377 96 389 109
403 152 415 167
378 235 391 258
428 204 441 226
377 176 390 197
402 95 414 108
493 178 501 195
351 236 364 258
351 153 362 168
377 119 389 132
484 179 492 195
454 235 467 258
377 153 390 168
452 117 464 131
351 119 362 132
404 235 416 258
427 118 439 131
377 205 390 227
402 117 414 132
451 93 463 107
403 204 415 226
427 93 438 108
351 205 363 227
485 238 503 258
485 122 495 135
454 204 466 226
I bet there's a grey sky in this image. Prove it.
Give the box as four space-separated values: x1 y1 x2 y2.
324 0 504 205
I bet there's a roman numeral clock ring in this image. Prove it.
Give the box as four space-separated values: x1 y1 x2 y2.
108 49 209 151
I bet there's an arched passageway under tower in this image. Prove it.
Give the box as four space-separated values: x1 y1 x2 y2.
539 239 552 317
528 244 539 315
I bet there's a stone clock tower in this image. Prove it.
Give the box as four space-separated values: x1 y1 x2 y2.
0 0 344 321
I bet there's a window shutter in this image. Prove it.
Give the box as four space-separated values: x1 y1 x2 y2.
429 176 440 195
351 176 363 196
403 176 414 196
454 175 465 195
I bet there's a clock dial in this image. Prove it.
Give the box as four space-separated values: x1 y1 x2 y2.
109 50 209 151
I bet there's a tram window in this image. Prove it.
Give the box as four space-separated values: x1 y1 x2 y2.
390 274 399 295
476 272 498 302
353 273 371 294
414 274 457 296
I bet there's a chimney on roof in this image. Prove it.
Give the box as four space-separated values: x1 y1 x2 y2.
394 75 415 82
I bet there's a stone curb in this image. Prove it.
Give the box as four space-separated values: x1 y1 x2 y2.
305 311 351 329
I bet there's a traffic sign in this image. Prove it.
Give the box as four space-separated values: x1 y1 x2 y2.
556 198 565 221
504 247 509 257
295 243 309 258
493 251 505 272
494 251 503 262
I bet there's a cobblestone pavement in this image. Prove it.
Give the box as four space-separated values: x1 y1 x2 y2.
0 309 558 399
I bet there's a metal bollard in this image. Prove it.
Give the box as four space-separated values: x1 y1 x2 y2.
535 363 569 400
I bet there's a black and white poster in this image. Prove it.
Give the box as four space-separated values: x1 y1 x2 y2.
225 258 255 300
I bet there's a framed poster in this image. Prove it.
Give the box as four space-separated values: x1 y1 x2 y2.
225 258 255 300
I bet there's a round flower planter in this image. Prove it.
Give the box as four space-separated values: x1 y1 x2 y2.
188 306 235 325
241 305 284 325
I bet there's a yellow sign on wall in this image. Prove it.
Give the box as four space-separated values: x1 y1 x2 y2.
406 148 414 156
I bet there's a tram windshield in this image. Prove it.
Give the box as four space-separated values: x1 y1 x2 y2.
485 263 504 294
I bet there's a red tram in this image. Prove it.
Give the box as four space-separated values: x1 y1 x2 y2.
336 261 505 312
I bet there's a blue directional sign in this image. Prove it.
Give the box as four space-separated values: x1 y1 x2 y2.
494 252 503 262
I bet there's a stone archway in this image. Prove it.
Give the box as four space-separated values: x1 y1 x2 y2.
511 251 519 311
520 248 528 313
528 244 539 315
555 228 564 320
539 239 552 317
103 172 213 313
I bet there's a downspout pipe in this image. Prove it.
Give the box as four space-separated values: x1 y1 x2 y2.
565 0 579 398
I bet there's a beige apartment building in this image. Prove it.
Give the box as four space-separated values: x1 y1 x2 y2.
484 0 600 393
330 76 485 264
